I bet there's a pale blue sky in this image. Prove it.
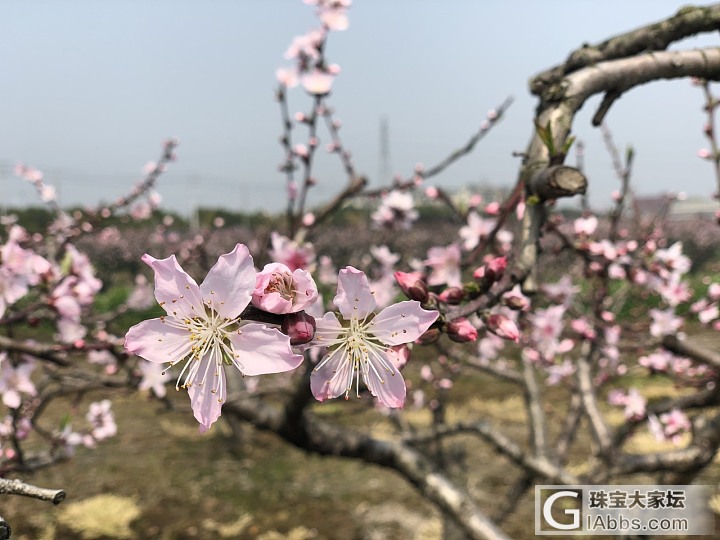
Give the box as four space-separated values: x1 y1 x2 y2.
1 0 718 215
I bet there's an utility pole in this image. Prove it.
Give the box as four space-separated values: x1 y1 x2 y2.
379 115 391 183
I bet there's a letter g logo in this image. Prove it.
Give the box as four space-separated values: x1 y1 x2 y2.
543 490 581 530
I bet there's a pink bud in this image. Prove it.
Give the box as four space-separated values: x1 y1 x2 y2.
473 256 507 284
485 314 520 342
484 202 500 215
415 328 440 345
394 271 429 303
281 312 316 346
445 318 478 343
698 148 713 159
438 287 464 305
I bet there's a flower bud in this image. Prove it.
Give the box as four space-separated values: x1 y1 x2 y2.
415 327 440 345
394 271 429 303
485 314 520 342
438 286 464 305
473 256 507 285
445 318 478 343
281 312 316 346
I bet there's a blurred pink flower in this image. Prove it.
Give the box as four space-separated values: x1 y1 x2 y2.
138 360 172 398
573 215 598 236
269 232 316 272
0 355 36 409
301 69 335 95
425 244 462 287
86 400 117 441
459 211 495 251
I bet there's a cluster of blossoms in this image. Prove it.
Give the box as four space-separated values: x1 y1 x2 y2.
275 0 350 95
125 243 439 432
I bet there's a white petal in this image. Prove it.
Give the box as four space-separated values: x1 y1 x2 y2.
310 346 353 401
368 301 438 345
314 312 343 345
200 244 255 320
228 323 302 376
142 254 205 320
363 348 406 408
334 266 376 319
125 318 192 364
187 355 225 433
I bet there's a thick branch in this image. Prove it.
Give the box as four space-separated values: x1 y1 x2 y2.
663 334 720 370
531 4 720 95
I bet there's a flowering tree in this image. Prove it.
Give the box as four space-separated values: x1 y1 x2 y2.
3 2 720 539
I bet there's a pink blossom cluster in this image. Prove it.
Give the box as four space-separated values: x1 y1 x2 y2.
276 0 350 95
125 243 440 431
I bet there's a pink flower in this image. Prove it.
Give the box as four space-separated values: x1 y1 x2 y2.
138 360 172 398
425 244 462 287
649 308 683 337
310 267 438 407
269 232 316 272
659 409 691 443
459 211 495 250
301 69 335 95
372 191 418 229
623 388 647 421
124 244 303 432
573 215 598 236
252 262 318 314
639 350 672 372
0 355 36 409
86 400 117 441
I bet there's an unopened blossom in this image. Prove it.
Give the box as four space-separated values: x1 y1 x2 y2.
473 256 507 284
125 244 303 432
252 262 318 314
311 267 438 408
485 313 520 342
394 271 429 303
446 318 478 343
502 284 530 311
281 311 317 346
276 67 299 88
